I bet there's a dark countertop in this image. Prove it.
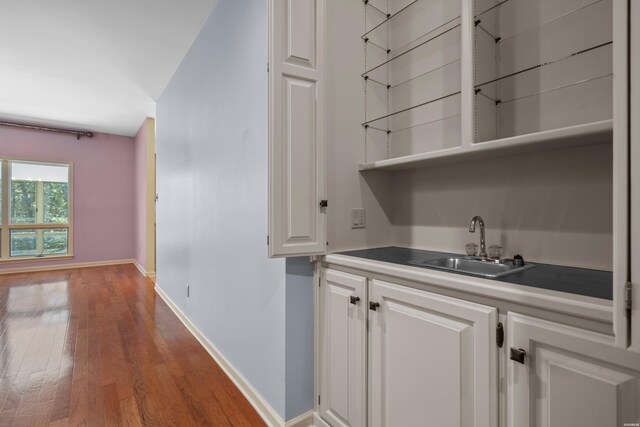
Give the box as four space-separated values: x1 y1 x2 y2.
336 247 613 300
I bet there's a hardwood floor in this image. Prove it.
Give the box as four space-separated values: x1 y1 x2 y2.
0 264 266 426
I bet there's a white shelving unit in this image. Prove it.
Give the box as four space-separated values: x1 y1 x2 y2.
363 0 464 164
359 119 612 170
360 0 615 172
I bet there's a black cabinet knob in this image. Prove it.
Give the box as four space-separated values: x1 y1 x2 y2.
510 348 527 364
350 296 360 305
369 302 380 311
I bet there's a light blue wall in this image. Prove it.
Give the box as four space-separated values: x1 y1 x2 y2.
156 0 289 418
285 257 315 419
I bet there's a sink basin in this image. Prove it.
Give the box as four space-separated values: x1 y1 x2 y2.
409 256 534 278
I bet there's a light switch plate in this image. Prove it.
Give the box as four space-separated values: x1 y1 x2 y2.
351 208 366 229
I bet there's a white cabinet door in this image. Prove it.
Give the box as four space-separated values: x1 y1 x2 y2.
369 280 498 427
268 0 326 257
319 269 367 427
507 312 640 427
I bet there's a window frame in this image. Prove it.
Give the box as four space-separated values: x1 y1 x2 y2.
0 158 74 262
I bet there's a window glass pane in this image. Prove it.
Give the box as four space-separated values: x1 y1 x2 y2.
10 228 68 257
10 229 37 257
43 228 68 255
10 162 69 224
11 181 36 223
44 183 69 223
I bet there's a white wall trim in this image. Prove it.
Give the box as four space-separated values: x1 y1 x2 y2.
0 258 136 275
133 259 147 276
285 410 314 427
313 412 330 427
133 260 156 281
154 284 286 427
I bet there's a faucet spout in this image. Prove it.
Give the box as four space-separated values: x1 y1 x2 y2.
469 216 487 258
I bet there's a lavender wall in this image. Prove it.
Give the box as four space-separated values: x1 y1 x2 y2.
0 126 136 269
134 122 147 269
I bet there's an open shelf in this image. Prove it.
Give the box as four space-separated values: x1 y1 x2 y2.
363 18 461 78
473 0 613 143
363 0 463 164
362 0 419 39
359 120 612 171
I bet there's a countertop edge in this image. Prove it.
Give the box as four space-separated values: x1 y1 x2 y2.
322 253 613 324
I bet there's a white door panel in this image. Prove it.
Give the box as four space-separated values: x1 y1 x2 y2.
369 279 498 427
319 269 367 427
269 0 325 257
507 312 640 427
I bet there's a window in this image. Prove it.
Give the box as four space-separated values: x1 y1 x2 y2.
0 160 72 260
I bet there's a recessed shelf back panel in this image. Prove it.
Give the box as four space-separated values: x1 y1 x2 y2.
474 0 613 143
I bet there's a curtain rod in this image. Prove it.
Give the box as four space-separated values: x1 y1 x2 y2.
0 121 94 140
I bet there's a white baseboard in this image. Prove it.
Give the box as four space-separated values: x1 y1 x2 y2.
0 258 136 275
285 410 314 427
132 259 146 276
133 260 156 280
154 284 287 427
313 413 330 427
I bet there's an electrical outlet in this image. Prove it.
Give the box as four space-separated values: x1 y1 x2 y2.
351 208 366 229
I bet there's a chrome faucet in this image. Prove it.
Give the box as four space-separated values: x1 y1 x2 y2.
469 216 487 258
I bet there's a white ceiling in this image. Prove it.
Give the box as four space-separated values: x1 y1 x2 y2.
0 0 218 136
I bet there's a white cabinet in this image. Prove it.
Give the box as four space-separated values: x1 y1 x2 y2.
268 0 326 257
506 312 640 427
319 269 367 427
368 280 498 427
318 273 499 427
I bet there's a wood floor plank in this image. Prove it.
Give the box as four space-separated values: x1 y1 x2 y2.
0 265 266 426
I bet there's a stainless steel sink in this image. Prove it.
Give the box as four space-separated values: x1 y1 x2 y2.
408 256 534 278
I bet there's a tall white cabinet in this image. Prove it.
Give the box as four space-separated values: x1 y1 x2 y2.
268 0 640 424
268 0 639 351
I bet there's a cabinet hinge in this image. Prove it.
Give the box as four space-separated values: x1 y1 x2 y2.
625 282 633 311
267 62 269 73
318 395 321 405
267 235 269 245
496 322 504 348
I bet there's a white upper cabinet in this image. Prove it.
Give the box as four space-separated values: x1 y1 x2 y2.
507 313 640 426
268 0 638 348
368 279 498 427
269 0 326 257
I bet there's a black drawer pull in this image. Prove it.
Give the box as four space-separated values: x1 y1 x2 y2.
510 348 527 364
